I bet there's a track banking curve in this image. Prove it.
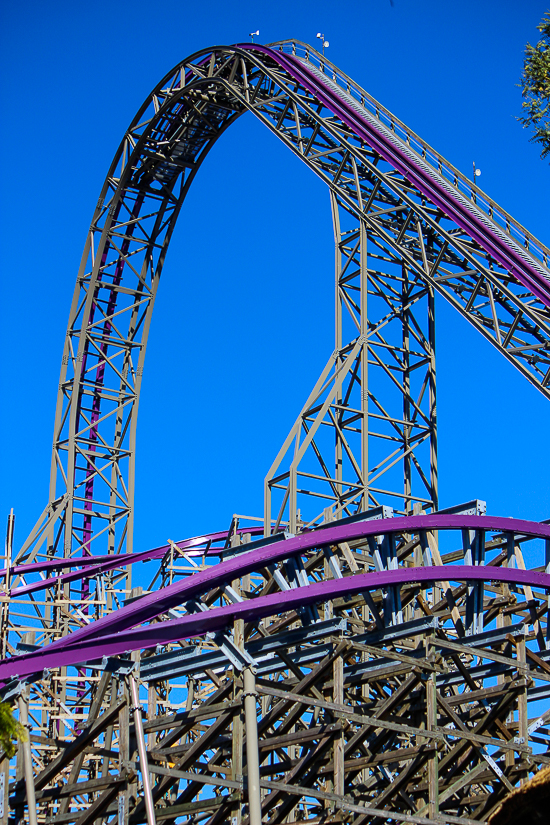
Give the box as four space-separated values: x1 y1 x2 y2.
3 513 550 682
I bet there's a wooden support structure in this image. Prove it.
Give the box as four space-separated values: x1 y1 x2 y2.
1 516 550 824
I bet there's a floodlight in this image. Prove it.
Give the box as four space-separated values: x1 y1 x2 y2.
475 168 481 176
316 33 329 55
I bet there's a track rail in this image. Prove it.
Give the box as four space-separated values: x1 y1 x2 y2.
5 47 550 822
15 40 549 567
4 506 550 822
4 512 550 681
272 40 550 274
245 43 550 307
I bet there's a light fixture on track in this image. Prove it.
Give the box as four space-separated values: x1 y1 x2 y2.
316 31 329 55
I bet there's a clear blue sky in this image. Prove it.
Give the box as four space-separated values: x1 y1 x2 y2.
1 0 549 558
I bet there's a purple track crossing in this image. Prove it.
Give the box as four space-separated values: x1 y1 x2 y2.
1 565 549 683
2 527 264 599
3 514 549 684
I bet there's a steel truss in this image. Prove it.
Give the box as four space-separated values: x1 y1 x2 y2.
14 39 550 569
1 513 550 824
1 39 550 825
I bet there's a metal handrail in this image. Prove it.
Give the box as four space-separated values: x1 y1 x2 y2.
269 39 550 272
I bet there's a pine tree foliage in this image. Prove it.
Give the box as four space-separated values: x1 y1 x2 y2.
0 702 25 759
519 12 550 159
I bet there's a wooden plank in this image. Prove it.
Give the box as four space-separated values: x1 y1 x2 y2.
33 697 126 791
258 721 344 752
259 778 482 825
317 742 437 773
431 636 550 683
11 771 131 804
73 770 132 825
153 792 240 819
256 682 530 753
149 763 242 790
333 653 344 798
142 698 240 733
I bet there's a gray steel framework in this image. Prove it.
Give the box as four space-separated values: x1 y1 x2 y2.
1 38 550 825
1 513 550 824
14 40 550 572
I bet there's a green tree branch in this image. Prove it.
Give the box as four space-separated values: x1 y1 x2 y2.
0 702 26 759
519 11 550 159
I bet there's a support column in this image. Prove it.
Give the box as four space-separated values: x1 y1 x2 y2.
428 285 438 511
402 266 412 514
118 679 130 825
0 754 9 825
0 511 13 660
426 671 439 819
18 692 38 825
129 675 156 825
333 654 344 798
332 192 343 517
231 558 244 825
243 667 261 825
359 219 369 512
517 633 529 786
264 187 438 528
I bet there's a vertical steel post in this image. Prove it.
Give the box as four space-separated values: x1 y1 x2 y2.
1 511 13 660
129 675 156 825
332 193 343 518
426 671 439 819
402 266 412 513
428 284 438 511
359 219 369 512
243 667 261 825
18 692 38 825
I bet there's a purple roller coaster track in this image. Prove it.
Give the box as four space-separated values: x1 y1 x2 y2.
1 39 550 825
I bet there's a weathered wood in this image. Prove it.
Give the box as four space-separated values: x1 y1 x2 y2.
73 770 133 825
153 791 241 819
259 777 481 825
32 697 127 793
6 519 549 825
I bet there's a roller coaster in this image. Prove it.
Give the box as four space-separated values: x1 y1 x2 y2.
1 40 550 825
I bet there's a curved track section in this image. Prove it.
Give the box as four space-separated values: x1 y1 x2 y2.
3 511 550 823
2 513 550 681
16 40 550 567
4 40 550 825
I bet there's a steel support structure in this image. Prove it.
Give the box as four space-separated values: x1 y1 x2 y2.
1 39 550 825
13 39 550 568
265 191 438 532
2 515 550 823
